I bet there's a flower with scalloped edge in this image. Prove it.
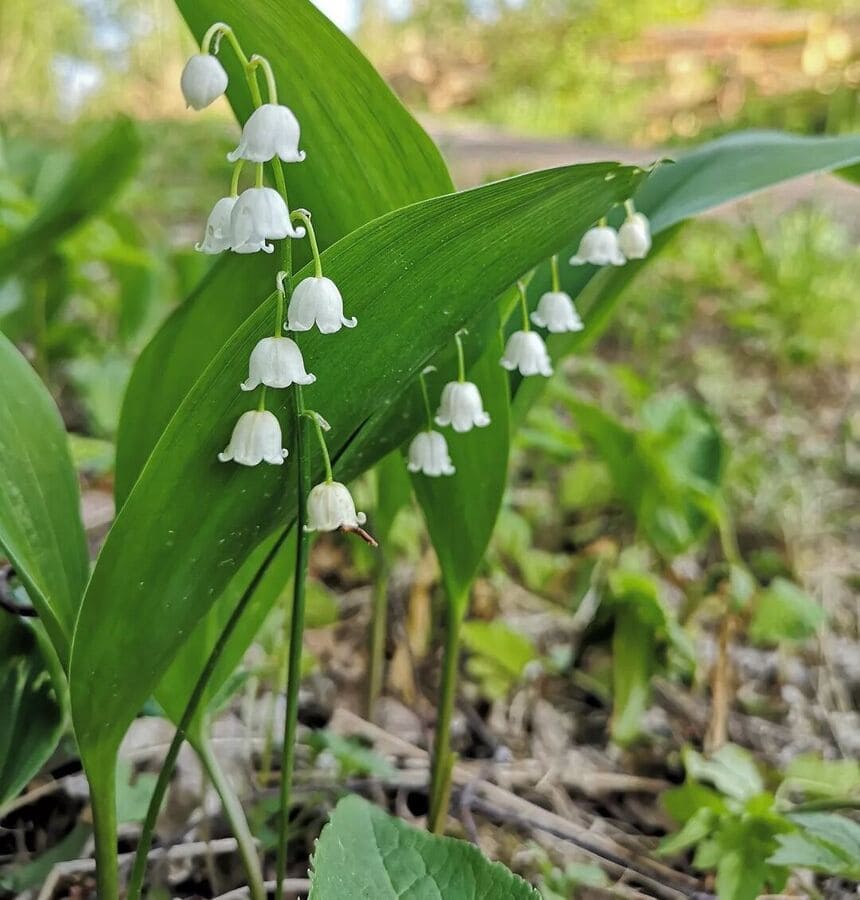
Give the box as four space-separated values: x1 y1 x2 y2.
500 330 553 377
407 430 455 477
240 337 315 391
230 187 305 254
305 481 367 533
227 103 306 164
435 381 491 433
618 211 652 260
287 277 357 334
570 226 625 267
531 291 583 333
218 410 287 466
180 54 228 110
196 196 237 254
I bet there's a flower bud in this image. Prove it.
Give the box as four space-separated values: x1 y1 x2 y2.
618 211 652 260
531 291 583 334
435 381 491 433
570 226 625 267
230 187 305 254
407 430 456 477
180 54 228 110
500 330 553 377
240 337 316 391
287 276 357 334
218 410 288 466
227 103 306 164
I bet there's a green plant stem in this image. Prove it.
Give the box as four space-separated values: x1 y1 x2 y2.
89 759 119 900
250 54 278 104
418 368 435 431
428 594 466 834
454 331 466 383
550 254 560 292
275 386 311 898
367 559 389 720
125 527 292 900
291 209 323 278
195 732 265 900
304 410 333 481
517 280 530 331
230 160 245 197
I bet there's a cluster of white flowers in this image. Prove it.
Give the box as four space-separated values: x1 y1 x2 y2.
182 24 369 541
570 202 652 268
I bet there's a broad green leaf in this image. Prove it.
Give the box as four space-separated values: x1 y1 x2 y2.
0 118 140 281
411 331 511 605
117 0 455 505
461 620 537 679
307 731 397 779
0 618 66 809
786 812 860 869
682 744 764 802
658 807 716 857
662 781 727 825
0 822 90 893
512 130 860 424
309 794 540 899
0 332 88 663
749 577 825 645
781 754 860 800
610 606 654 746
70 161 644 775
767 830 860 878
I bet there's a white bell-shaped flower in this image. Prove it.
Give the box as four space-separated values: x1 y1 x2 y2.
501 330 553 377
407 430 456 477
218 410 288 466
180 54 229 110
305 481 367 533
230 187 306 254
531 291 584 333
240 337 316 391
618 211 652 260
195 196 237 254
227 103 306 164
570 226 626 267
435 381 491 433
287 277 357 334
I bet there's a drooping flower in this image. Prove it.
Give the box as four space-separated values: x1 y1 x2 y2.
407 430 456 477
287 277 357 334
195 196 237 254
618 211 652 260
240 337 316 391
230 187 305 254
180 54 229 110
500 330 553 377
305 481 367 533
531 291 584 333
218 410 288 466
435 381 491 433
227 103 306 164
570 226 625 267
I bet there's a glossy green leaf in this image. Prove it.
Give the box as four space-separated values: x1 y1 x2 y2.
749 577 825 645
610 607 654 746
309 794 540 899
411 330 511 605
70 161 644 773
116 0 454 505
0 618 66 809
0 118 141 281
512 130 860 424
0 332 89 664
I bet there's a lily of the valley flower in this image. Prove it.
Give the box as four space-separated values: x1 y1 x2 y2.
240 337 315 391
305 481 367 533
287 277 357 334
218 410 288 466
618 211 652 260
180 53 228 110
531 291 584 333
196 196 237 254
230 187 305 254
407 430 455 477
435 381 491 433
570 225 625 267
227 103 306 164
501 330 553 377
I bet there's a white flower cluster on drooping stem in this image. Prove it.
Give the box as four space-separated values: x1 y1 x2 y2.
182 23 368 541
570 199 652 268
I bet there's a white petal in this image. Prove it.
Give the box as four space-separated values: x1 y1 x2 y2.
181 54 228 110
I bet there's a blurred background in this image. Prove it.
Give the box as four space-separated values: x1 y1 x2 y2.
1 1 859 895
